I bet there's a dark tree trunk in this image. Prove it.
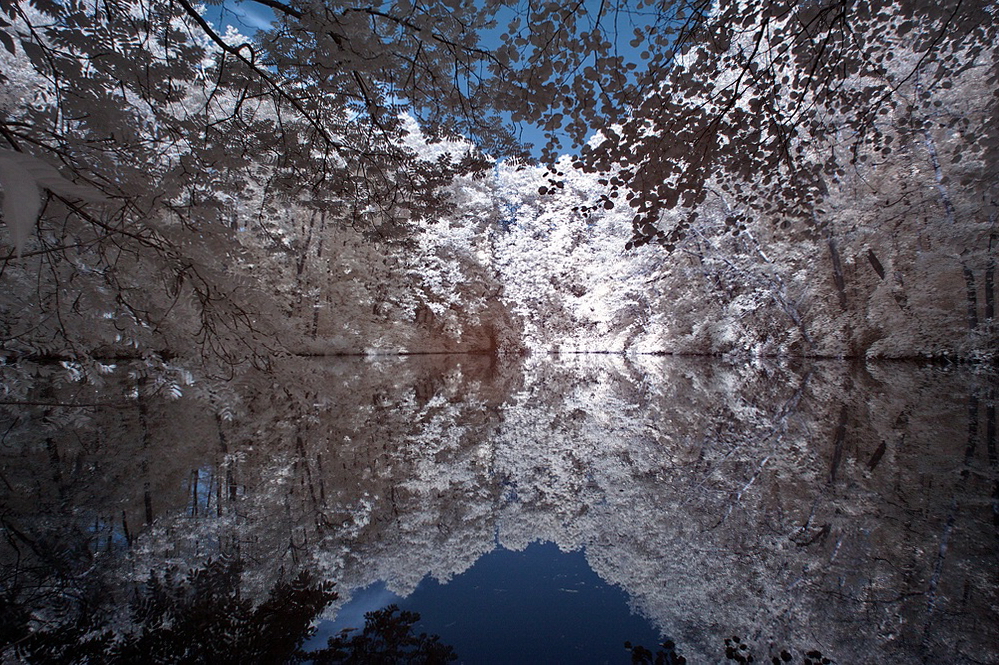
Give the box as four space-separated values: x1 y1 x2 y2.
828 239 847 310
963 265 978 330
985 234 995 321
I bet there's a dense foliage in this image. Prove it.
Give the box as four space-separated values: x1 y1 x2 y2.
1 0 996 376
570 0 999 249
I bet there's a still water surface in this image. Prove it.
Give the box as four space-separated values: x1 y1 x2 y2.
1 354 996 663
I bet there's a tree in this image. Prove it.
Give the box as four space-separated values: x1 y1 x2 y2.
2 0 997 368
7 557 340 664
9 0 992 251
0 0 498 370
552 0 997 249
309 604 458 664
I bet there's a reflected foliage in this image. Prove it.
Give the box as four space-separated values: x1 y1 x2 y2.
1 355 996 663
626 638 687 664
307 604 458 664
3 553 458 664
721 636 831 665
6 558 336 664
627 635 834 665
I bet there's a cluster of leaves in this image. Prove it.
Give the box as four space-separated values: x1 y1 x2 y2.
573 0 999 249
5 557 338 664
626 635 835 665
2 539 456 664
11 0 989 252
0 0 507 370
626 637 687 664
307 604 458 664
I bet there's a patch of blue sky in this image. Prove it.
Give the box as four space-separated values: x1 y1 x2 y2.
479 0 661 160
197 0 659 160
186 466 217 516
199 0 275 35
86 516 130 552
301 541 662 662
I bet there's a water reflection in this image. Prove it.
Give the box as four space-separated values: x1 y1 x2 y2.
309 541 663 664
1 354 996 663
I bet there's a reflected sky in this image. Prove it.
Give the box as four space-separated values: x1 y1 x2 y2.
306 540 661 664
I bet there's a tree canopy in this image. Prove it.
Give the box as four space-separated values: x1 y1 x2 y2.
1 0 997 367
5 0 995 231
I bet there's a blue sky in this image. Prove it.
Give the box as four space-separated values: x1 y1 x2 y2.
201 0 554 158
199 0 652 160
201 0 275 33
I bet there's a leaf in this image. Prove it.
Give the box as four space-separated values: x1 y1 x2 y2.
0 154 42 256
0 149 107 255
18 38 44 66
867 249 885 280
0 29 14 55
0 150 107 202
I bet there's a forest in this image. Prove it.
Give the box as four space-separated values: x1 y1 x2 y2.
1 0 998 662
1 0 996 381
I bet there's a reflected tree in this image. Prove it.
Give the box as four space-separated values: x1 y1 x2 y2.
6 557 337 664
305 604 458 664
3 552 459 664
626 638 687 664
2 355 996 664
626 635 835 665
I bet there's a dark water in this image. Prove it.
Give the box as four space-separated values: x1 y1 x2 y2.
307 542 661 664
1 354 996 664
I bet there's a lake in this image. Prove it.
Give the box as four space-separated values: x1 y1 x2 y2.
1 354 996 663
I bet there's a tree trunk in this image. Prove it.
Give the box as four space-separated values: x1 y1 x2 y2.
922 389 980 653
985 234 995 321
138 378 153 526
963 265 978 330
828 238 847 310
